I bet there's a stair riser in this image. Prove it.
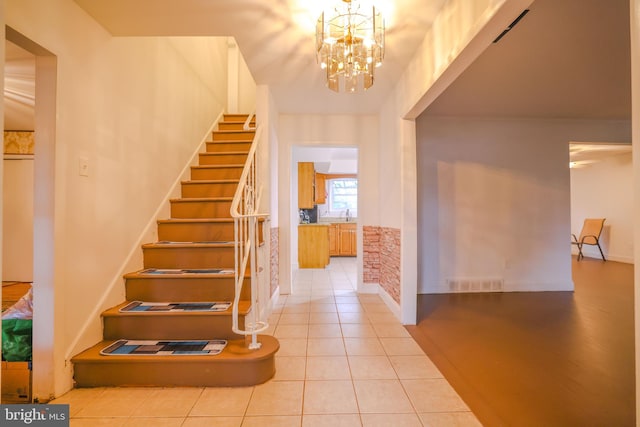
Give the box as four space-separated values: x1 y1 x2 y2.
157 222 264 243
157 222 235 242
199 153 248 165
170 200 233 219
212 131 255 141
181 182 238 198
218 122 254 131
73 357 275 387
206 141 252 152
191 167 243 180
125 277 251 302
143 247 236 269
103 315 245 341
224 114 252 122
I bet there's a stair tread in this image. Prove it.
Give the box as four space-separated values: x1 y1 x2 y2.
103 300 251 317
208 139 253 143
200 151 249 155
72 335 279 364
170 197 233 203
191 164 244 169
142 241 235 248
124 268 245 279
158 218 235 224
182 179 240 184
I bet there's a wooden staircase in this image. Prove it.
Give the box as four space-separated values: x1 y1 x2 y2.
72 114 278 387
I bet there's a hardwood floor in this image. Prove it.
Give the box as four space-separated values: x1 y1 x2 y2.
407 257 635 427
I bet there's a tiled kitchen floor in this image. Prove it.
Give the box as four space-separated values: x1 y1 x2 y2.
52 258 482 426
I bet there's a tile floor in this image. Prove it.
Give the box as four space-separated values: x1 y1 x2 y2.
52 258 482 426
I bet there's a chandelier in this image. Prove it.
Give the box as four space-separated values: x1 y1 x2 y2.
316 0 385 93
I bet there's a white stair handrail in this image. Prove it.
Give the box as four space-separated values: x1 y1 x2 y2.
230 122 269 349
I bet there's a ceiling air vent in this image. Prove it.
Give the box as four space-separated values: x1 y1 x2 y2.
493 9 530 43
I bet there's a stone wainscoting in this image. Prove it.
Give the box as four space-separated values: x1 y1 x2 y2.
363 226 401 304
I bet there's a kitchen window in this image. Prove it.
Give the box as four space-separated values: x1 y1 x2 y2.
328 178 357 217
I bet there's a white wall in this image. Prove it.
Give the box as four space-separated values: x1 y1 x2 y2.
277 115 379 294
416 117 631 294
2 158 33 281
570 152 634 263
630 0 640 420
5 0 230 398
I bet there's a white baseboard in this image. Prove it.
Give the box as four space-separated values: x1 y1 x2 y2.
377 286 401 321
359 282 379 294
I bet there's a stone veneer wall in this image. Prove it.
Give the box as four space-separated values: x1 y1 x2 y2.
270 227 279 296
363 226 381 283
380 227 401 304
363 226 401 304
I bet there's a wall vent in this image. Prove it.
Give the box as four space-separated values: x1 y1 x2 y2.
446 278 504 293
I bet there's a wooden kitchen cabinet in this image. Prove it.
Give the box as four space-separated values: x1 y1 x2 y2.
298 162 315 209
315 173 327 204
298 225 330 268
329 223 356 257
329 224 339 256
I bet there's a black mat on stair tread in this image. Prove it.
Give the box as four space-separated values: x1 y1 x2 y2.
119 301 232 313
100 339 227 356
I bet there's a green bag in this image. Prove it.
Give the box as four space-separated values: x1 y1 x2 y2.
2 319 33 361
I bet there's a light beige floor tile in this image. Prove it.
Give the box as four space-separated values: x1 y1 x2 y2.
182 416 242 427
74 397 144 418
339 312 370 324
275 324 309 338
418 411 483 427
309 311 340 324
340 324 377 338
189 387 253 416
274 356 307 380
361 413 423 427
51 395 97 417
309 323 343 338
309 296 336 304
336 303 364 313
306 356 352 380
367 312 401 324
278 312 310 325
348 356 397 379
246 381 304 416
307 338 346 356
130 387 202 417
358 294 383 303
277 338 308 356
70 419 127 427
361 302 392 313
372 323 411 337
310 303 337 312
344 338 385 356
353 379 414 414
302 414 362 427
389 355 443 379
122 417 184 427
303 380 359 414
282 304 311 314
379 338 425 356
335 296 360 304
241 415 302 427
402 379 470 413
100 388 153 400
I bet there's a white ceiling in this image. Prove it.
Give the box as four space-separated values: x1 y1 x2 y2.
424 0 631 120
72 0 447 115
